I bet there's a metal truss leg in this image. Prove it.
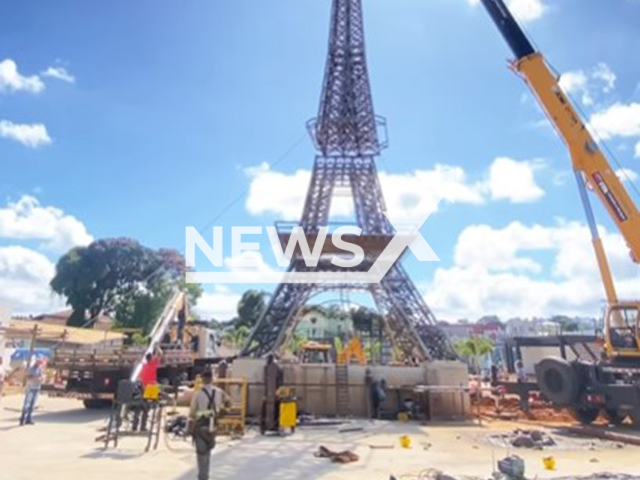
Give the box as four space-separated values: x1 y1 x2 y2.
241 277 313 358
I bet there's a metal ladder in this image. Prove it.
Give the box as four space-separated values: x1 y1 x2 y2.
335 364 350 417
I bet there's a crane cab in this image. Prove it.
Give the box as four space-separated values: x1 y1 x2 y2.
604 302 640 360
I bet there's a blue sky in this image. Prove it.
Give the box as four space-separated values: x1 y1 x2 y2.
1 0 640 322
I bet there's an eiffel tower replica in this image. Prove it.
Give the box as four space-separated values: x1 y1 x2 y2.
241 0 455 362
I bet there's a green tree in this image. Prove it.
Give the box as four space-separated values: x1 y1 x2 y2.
51 238 202 332
234 290 267 329
454 337 494 373
365 340 382 363
351 306 383 344
223 325 251 350
285 333 307 356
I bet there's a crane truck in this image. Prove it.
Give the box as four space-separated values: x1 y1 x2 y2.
480 0 640 425
45 292 220 408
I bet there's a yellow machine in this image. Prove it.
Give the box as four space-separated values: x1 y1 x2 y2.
277 386 297 432
299 341 332 363
481 0 640 424
337 337 366 364
481 0 640 360
213 378 248 437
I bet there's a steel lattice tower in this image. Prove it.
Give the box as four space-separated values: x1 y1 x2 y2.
241 0 455 361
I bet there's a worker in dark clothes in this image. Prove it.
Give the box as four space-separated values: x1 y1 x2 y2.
491 364 499 386
217 360 228 380
370 378 387 419
516 360 529 413
262 353 283 432
364 368 373 418
216 360 228 393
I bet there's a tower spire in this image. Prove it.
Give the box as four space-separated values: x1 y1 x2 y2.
312 0 382 157
241 0 454 363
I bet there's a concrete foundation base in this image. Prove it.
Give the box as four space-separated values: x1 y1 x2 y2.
230 359 469 421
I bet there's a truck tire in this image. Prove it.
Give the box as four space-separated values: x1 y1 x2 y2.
83 399 112 410
603 408 626 426
571 406 600 425
535 357 579 406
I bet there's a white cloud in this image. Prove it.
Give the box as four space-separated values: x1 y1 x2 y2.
0 120 51 148
42 66 75 84
224 250 277 274
0 246 65 314
593 63 616 93
245 158 544 220
507 0 547 23
615 168 638 183
590 102 640 140
193 285 241 321
425 220 639 320
466 0 547 22
559 70 590 104
559 63 617 107
0 59 44 94
379 165 485 219
0 196 93 253
244 163 352 220
486 157 545 203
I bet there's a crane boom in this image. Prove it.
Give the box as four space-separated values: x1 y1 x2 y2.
473 0 640 422
481 0 640 260
481 0 640 307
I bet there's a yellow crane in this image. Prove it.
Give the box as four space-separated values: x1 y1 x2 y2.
480 0 640 425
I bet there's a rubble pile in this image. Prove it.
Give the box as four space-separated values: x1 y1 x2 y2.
490 429 556 450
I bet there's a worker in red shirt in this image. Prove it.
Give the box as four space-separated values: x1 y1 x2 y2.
132 349 162 432
140 350 161 387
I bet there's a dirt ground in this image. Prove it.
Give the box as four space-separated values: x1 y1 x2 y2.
475 394 581 424
2 394 640 480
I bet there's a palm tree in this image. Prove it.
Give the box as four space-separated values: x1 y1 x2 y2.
454 337 494 374
285 333 307 356
365 340 382 363
223 325 251 350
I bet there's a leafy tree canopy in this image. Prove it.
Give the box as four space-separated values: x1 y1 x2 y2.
50 237 202 332
234 290 267 329
350 306 382 334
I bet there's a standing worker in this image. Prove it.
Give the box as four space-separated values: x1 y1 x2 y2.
516 360 529 413
140 348 162 388
133 348 162 431
216 359 228 393
262 353 283 433
189 369 228 480
20 358 44 425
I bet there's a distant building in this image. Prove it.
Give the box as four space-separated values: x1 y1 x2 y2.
27 310 115 331
296 306 353 341
5 317 124 358
437 321 473 341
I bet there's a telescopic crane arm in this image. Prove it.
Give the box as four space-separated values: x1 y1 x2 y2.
480 0 640 308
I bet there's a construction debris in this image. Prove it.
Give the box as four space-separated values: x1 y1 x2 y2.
490 429 556 450
313 445 359 464
338 425 364 433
